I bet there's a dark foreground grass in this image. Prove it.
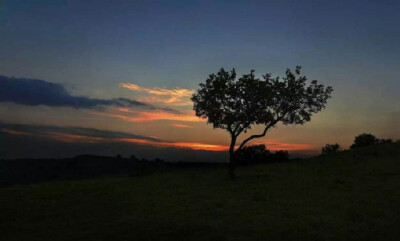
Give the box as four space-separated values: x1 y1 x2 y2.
1 143 399 241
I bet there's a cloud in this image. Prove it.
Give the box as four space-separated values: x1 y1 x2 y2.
88 108 202 122
120 83 194 106
0 123 226 152
0 75 151 109
171 123 192 128
0 123 160 142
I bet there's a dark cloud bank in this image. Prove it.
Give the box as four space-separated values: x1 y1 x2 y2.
0 75 177 112
1 123 160 142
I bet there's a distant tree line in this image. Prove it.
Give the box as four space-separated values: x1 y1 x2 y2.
224 132 398 166
321 133 398 155
235 134 399 161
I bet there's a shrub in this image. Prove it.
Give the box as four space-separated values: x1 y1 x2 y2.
350 134 395 149
321 143 342 155
350 133 379 149
236 145 290 165
236 144 271 165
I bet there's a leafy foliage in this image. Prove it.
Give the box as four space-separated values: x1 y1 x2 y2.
192 67 333 140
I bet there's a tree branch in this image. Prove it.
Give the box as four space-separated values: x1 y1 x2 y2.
235 116 284 152
234 121 250 137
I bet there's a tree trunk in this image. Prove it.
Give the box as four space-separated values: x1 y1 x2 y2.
228 136 236 180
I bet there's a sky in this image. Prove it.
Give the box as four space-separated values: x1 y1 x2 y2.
1 0 399 160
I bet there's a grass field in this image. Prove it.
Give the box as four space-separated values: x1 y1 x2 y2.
1 143 399 241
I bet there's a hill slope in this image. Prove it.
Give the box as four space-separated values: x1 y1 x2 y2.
1 143 399 241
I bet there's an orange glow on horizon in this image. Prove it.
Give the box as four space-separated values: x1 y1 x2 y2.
252 140 316 151
120 138 228 151
3 128 316 152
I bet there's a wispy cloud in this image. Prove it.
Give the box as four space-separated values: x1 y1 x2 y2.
171 123 192 128
88 108 202 122
0 123 160 141
1 128 33 136
120 83 194 106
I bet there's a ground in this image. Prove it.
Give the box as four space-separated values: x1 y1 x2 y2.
1 143 399 241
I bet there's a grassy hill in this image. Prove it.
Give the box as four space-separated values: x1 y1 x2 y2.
1 143 399 241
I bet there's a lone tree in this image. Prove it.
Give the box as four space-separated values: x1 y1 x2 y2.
191 66 333 179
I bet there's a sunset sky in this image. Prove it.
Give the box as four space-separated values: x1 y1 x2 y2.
1 0 399 160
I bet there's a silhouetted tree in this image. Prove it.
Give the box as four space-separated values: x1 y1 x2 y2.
350 133 379 149
321 143 342 155
192 66 333 178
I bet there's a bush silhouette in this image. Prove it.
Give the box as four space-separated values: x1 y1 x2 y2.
235 145 289 165
236 144 272 165
379 139 393 144
349 133 394 149
321 143 342 155
350 133 379 149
